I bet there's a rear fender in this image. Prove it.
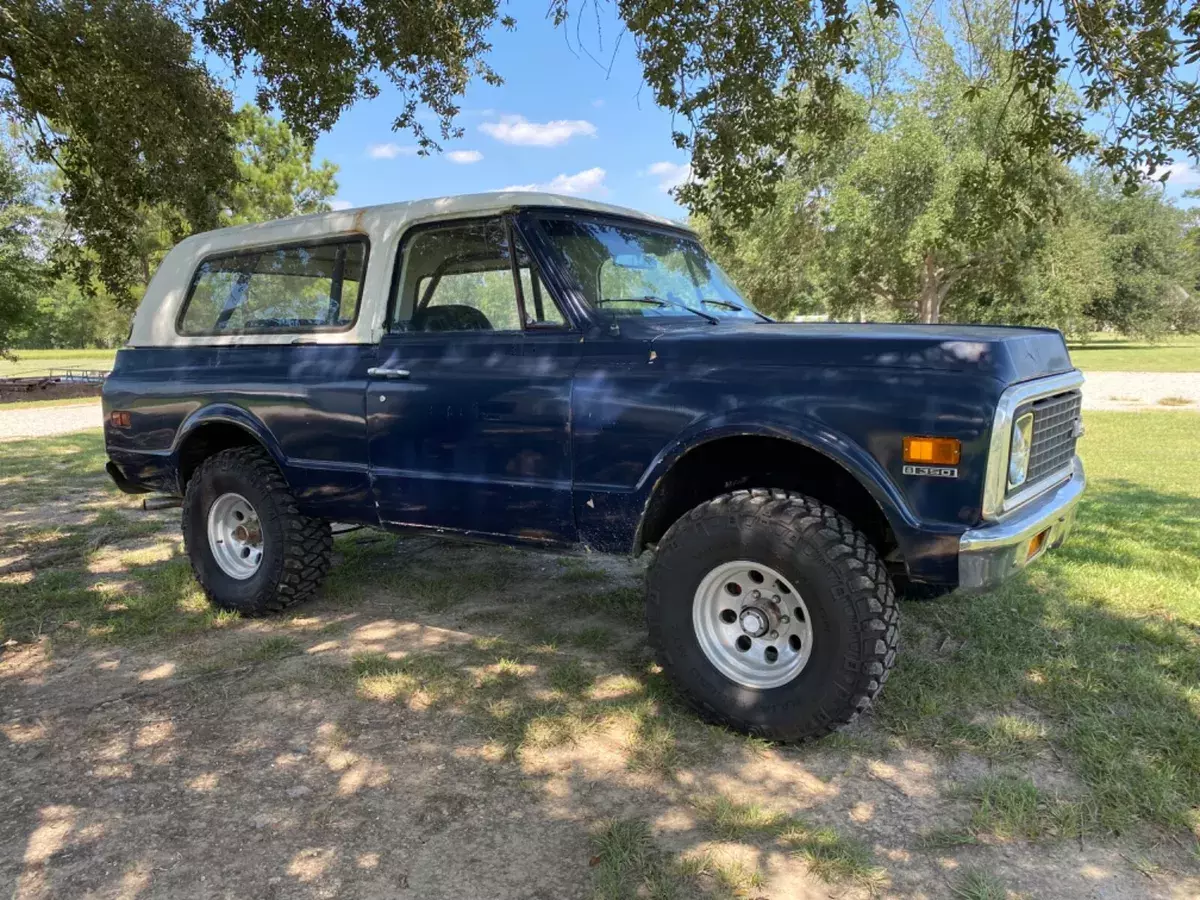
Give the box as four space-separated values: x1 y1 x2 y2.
170 404 288 490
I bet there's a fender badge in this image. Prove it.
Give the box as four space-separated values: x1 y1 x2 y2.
903 464 958 479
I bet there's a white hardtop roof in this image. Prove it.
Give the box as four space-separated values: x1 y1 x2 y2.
177 191 690 255
129 191 692 348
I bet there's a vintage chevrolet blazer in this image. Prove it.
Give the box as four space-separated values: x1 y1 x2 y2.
102 192 1086 740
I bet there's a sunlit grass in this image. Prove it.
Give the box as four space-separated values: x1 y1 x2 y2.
960 774 1093 840
0 441 224 643
691 794 885 888
0 396 102 411
588 818 779 900
950 868 1011 900
880 411 1200 835
1068 334 1200 371
0 348 117 378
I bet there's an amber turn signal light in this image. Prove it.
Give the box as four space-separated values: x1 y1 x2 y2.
1027 528 1049 561
109 410 131 428
903 436 961 466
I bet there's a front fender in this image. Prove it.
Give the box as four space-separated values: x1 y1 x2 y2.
634 408 921 536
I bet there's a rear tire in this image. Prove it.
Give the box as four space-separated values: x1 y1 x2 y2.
182 447 332 615
646 489 898 742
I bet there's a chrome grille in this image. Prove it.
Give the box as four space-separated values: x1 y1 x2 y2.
1022 390 1082 489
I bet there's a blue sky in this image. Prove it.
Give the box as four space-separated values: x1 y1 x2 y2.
295 7 691 220
226 6 1199 215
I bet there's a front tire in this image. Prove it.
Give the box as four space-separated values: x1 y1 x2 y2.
646 489 898 742
182 447 332 615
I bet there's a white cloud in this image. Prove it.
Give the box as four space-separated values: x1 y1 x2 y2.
592 98 605 108
645 161 693 193
1147 161 1200 188
329 199 352 211
446 149 483 164
504 167 608 197
367 142 418 160
480 115 597 147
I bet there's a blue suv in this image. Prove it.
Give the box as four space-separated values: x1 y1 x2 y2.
102 192 1086 741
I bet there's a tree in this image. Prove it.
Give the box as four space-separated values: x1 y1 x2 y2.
1083 178 1197 337
225 105 339 227
702 3 1068 325
692 125 849 321
0 136 41 355
123 105 340 294
13 277 128 349
695 0 1197 337
1 0 237 297
7 107 339 349
5 0 1200 297
943 192 1115 335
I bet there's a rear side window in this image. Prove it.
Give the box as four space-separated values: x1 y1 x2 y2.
178 239 367 335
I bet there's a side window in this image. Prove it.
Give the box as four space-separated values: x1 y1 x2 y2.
178 240 365 335
392 218 567 332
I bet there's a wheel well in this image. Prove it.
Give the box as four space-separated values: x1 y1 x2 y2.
637 435 898 561
176 422 270 491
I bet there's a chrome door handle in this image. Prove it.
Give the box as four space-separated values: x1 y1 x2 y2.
368 366 411 379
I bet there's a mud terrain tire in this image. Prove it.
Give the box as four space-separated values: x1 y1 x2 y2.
646 489 898 741
182 446 332 615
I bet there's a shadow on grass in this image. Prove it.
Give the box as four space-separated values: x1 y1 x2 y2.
879 479 1200 834
0 430 108 486
0 432 232 646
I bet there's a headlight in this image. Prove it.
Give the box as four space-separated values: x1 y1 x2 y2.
1008 412 1034 489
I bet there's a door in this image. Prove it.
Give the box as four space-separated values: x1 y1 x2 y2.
366 216 578 543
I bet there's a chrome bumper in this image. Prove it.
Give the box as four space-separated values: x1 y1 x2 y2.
958 457 1085 590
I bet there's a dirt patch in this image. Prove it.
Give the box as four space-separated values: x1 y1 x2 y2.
0 381 102 405
2 542 1196 898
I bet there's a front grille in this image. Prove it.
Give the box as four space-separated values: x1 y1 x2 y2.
1021 390 1082 489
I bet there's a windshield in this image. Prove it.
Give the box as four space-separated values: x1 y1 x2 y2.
533 214 766 322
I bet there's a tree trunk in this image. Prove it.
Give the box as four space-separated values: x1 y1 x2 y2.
919 252 941 324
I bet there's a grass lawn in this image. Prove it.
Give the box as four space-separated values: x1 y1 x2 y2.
1 410 1198 868
0 347 118 378
1069 335 1200 372
881 410 1200 834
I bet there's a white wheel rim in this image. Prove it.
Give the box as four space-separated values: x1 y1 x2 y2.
206 492 264 580
692 560 814 690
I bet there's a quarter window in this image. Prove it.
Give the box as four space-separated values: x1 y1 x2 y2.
178 239 366 335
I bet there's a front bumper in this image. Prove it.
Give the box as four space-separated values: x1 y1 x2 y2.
958 457 1085 590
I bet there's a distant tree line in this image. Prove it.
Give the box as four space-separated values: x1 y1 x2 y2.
694 2 1200 337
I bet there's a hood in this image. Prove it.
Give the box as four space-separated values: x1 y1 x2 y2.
642 321 1075 384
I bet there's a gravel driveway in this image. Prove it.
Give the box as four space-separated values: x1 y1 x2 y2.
0 372 1194 444
1081 371 1200 410
0 401 102 441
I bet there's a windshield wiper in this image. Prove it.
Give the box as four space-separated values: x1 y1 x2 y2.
598 295 718 325
700 298 773 322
